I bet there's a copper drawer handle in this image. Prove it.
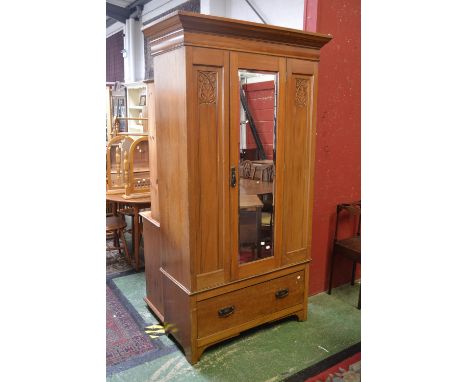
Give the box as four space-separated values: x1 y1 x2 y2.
218 305 235 318
275 288 289 299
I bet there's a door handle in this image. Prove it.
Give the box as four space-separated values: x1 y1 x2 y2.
230 166 237 188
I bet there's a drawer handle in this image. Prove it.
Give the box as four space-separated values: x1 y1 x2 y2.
218 305 235 318
275 288 289 299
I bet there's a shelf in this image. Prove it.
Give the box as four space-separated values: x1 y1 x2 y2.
129 106 144 110
124 81 146 89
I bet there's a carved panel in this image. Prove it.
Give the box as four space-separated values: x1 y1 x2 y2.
295 78 309 107
198 71 217 104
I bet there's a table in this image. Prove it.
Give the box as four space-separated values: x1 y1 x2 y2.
239 194 263 261
239 194 263 209
106 193 151 271
239 178 274 196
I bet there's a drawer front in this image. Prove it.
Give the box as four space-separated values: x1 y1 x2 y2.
197 270 305 339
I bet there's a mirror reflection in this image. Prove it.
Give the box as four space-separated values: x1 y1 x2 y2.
238 70 277 265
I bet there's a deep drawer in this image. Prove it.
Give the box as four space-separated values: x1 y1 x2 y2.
197 270 305 339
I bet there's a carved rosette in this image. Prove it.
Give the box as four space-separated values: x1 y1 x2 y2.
295 78 309 107
198 71 217 104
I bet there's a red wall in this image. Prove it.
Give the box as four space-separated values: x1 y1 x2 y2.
243 81 275 160
304 0 361 294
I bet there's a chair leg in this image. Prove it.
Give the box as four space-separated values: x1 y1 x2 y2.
327 254 335 294
119 228 131 264
114 230 122 255
357 285 361 310
131 215 135 252
351 261 356 286
113 230 119 248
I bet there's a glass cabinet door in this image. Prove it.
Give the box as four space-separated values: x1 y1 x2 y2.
230 53 286 279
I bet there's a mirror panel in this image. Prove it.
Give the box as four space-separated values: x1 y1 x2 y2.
238 70 277 265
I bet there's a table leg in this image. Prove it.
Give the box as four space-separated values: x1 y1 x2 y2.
111 201 119 247
133 206 140 271
255 206 261 259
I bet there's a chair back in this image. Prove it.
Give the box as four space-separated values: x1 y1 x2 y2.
335 201 361 241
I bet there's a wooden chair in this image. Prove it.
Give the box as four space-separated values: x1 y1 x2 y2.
117 205 147 252
327 201 361 309
252 164 274 182
106 215 130 264
240 160 253 179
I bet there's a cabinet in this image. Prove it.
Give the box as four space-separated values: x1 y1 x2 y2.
125 82 147 133
106 83 127 141
141 11 331 364
105 133 150 198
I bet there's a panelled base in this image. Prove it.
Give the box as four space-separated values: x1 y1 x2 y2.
145 262 309 364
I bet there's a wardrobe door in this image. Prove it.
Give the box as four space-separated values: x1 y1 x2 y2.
282 58 317 265
186 47 231 290
229 52 286 280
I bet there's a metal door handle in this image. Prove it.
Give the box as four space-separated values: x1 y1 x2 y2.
230 166 236 188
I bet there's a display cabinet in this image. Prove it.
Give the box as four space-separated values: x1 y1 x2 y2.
125 82 148 133
106 134 150 199
122 136 150 199
141 11 331 364
106 83 127 140
106 135 135 194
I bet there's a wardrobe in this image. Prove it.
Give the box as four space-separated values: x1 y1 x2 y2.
141 11 331 364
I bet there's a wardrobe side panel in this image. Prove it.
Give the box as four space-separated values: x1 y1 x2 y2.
147 81 160 221
154 48 192 289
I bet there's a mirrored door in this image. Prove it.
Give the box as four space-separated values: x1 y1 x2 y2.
230 52 285 280
237 69 277 264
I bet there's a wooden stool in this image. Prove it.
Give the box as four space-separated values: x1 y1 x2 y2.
106 216 130 264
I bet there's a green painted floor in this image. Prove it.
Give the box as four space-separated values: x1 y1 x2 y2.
109 273 360 382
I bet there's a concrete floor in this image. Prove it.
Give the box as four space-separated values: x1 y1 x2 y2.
107 272 360 382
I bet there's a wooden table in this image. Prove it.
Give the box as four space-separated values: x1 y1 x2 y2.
239 194 264 261
239 194 263 208
106 193 151 271
239 178 274 195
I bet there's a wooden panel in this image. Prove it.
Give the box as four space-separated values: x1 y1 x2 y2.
196 262 307 301
186 47 230 290
141 212 164 318
153 47 192 289
282 59 317 264
162 273 193 357
197 270 305 339
146 80 160 221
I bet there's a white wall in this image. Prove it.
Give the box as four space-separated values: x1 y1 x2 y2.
201 0 304 30
142 0 189 24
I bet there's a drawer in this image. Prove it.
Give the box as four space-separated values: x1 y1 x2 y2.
197 270 305 339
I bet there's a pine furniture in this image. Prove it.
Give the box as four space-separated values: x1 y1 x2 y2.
141 11 331 363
